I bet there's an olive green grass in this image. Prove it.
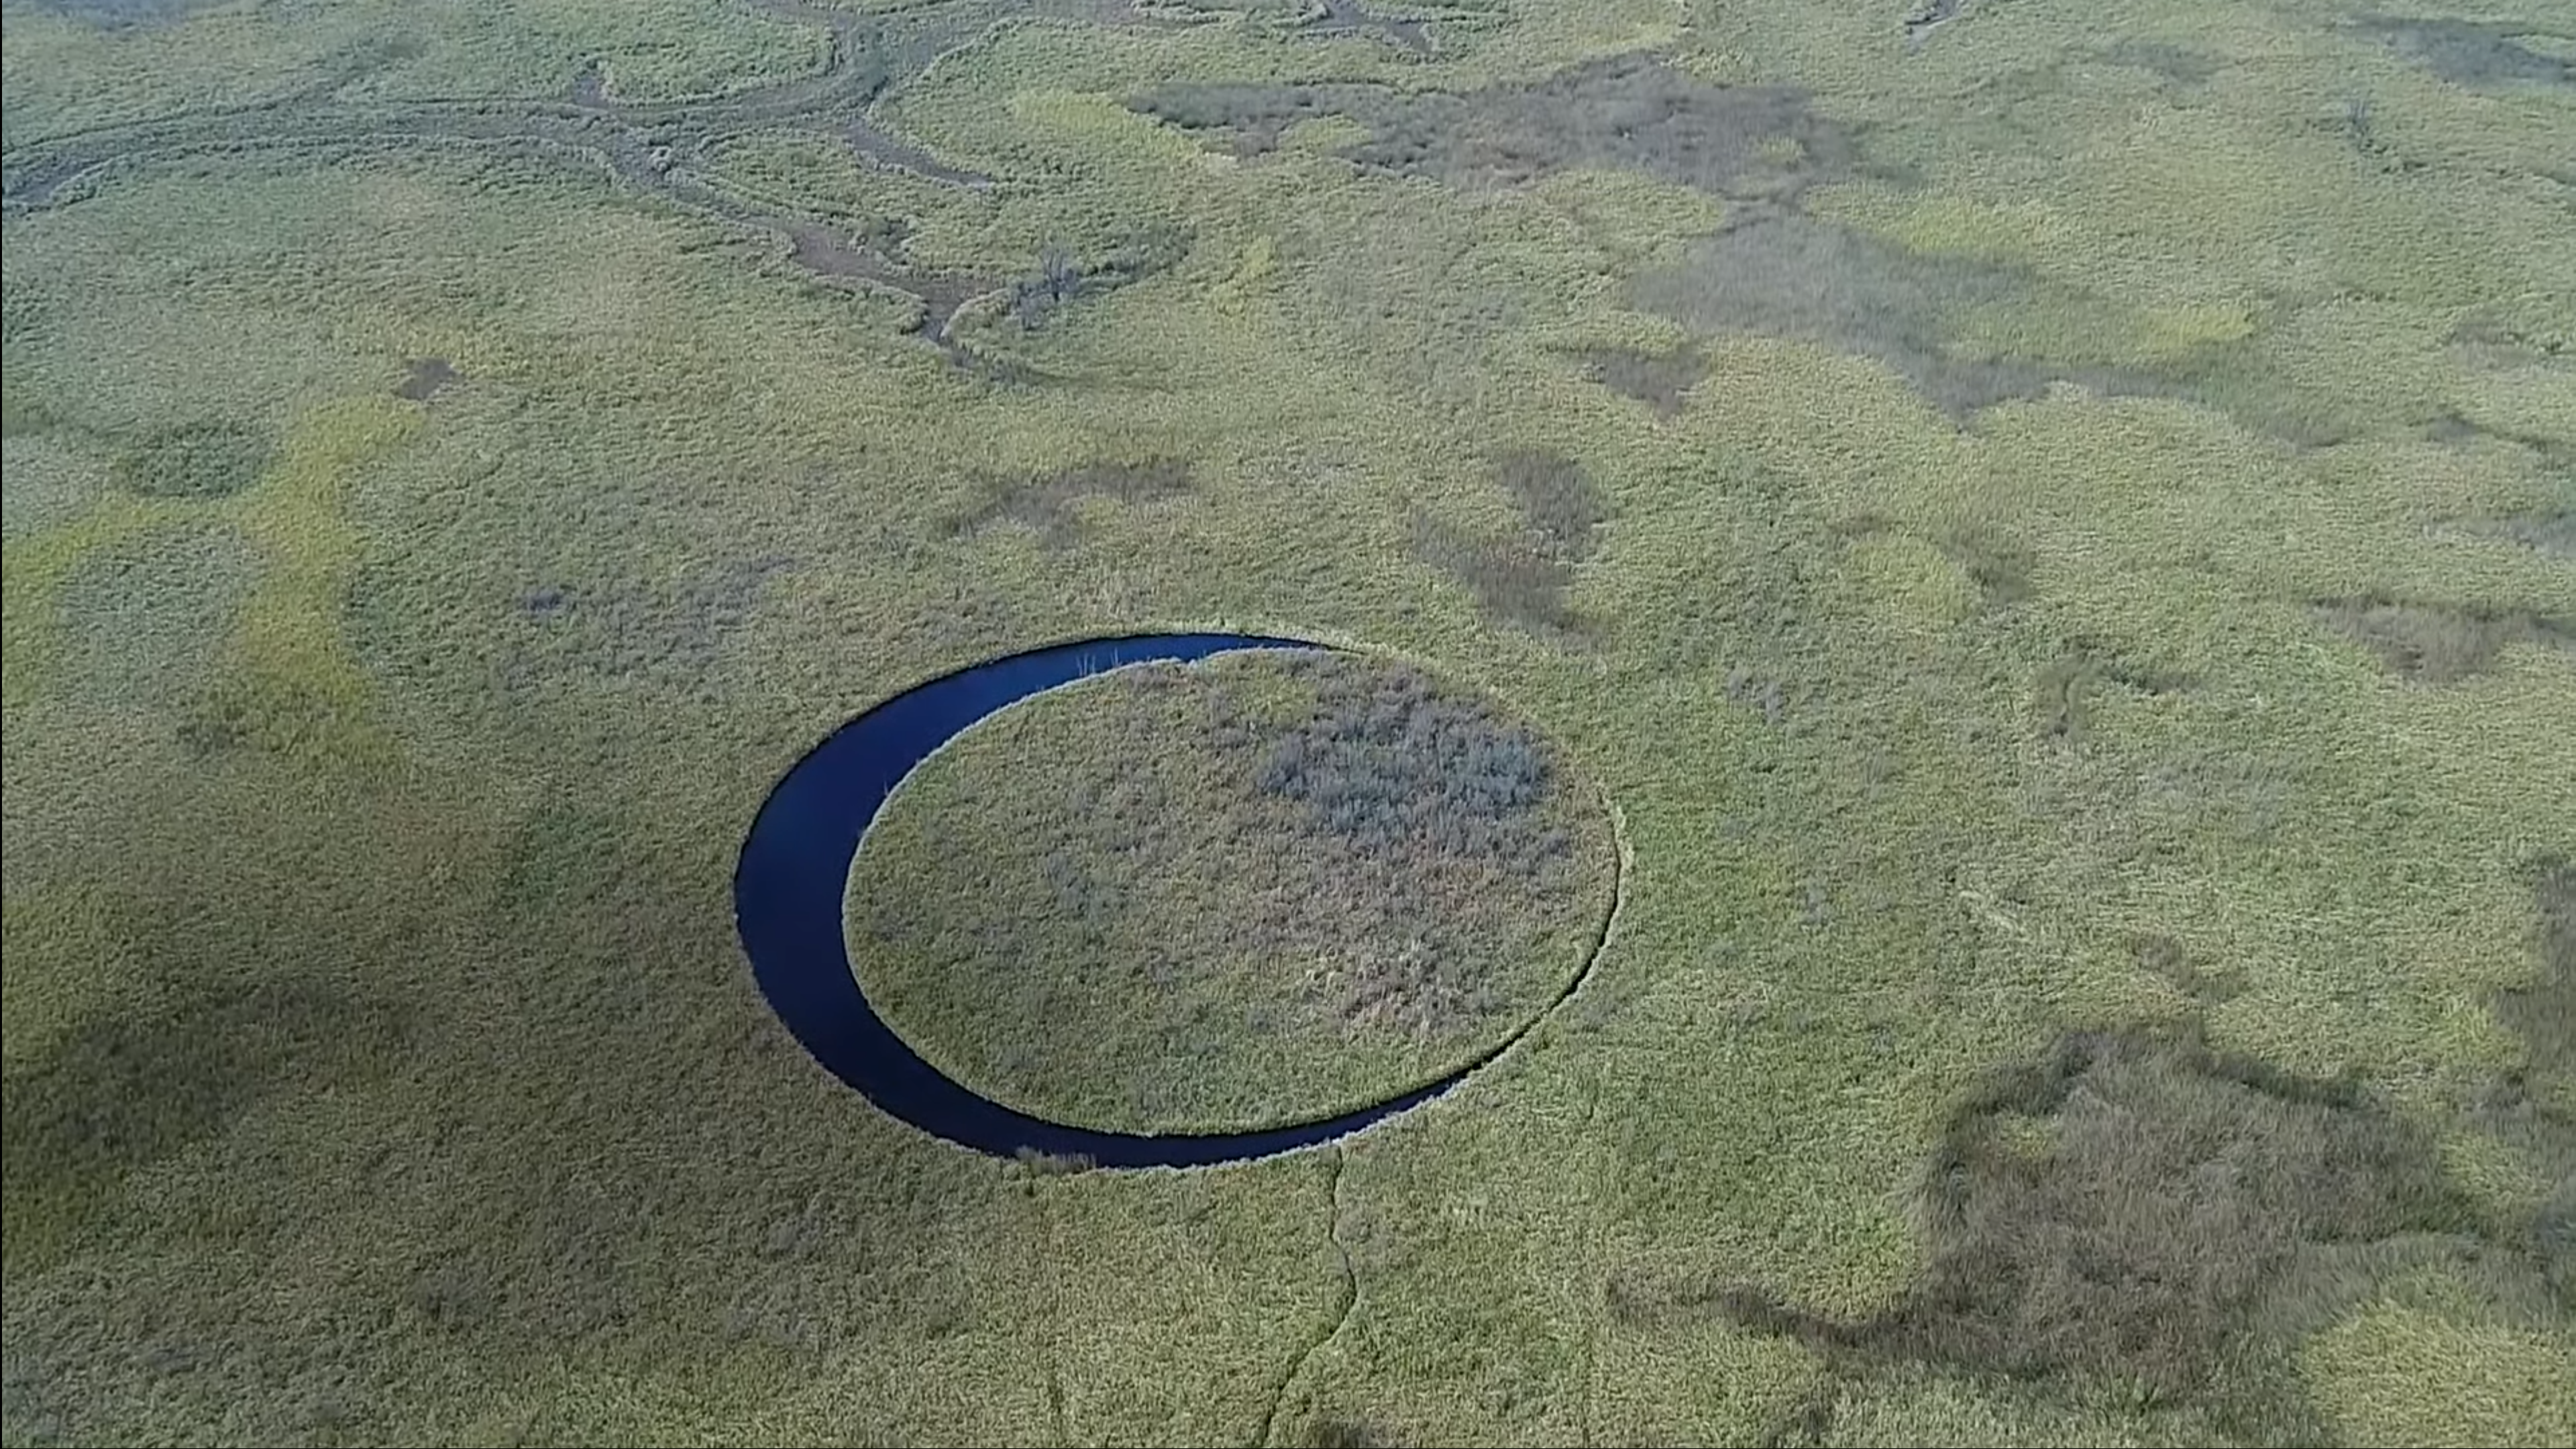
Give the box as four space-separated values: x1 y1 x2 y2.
848 649 1617 1135
5 0 2573 1442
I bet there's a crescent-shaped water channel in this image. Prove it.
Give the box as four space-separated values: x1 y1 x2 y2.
733 632 1618 1167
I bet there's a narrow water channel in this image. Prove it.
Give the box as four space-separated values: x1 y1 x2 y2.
732 633 1599 1167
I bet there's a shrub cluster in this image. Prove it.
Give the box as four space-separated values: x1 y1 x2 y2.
1253 661 1568 874
1006 228 1194 329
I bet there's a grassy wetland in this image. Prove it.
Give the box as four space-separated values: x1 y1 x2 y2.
847 649 1617 1136
2 0 2571 1444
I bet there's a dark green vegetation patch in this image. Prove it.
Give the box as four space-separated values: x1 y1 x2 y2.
393 357 459 402
1 974 408 1276
2315 595 2575 682
2359 16 2576 89
1622 212 2317 425
1721 1030 2468 1387
1575 345 1710 417
1135 55 1852 201
1130 58 2367 441
2487 857 2575 1306
496 553 798 700
1619 855 2576 1437
52 520 258 708
108 419 274 499
17 0 230 30
946 456 1195 549
2502 857 2573 1085
2473 507 2574 559
1617 1027 2532 1432
1410 447 1607 638
846 650 1615 1136
1631 214 2131 419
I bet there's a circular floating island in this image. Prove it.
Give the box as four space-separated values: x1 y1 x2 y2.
846 649 1617 1138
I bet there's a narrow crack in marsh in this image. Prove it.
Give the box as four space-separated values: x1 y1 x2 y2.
1577 1071 1608 1449
1254 1148 1358 1448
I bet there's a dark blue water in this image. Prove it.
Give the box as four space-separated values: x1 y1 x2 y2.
733 633 1576 1167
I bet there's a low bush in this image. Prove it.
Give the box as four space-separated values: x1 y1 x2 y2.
1256 658 1567 873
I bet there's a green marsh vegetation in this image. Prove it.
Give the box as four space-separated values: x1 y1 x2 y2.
848 649 1616 1134
3 0 2573 1442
